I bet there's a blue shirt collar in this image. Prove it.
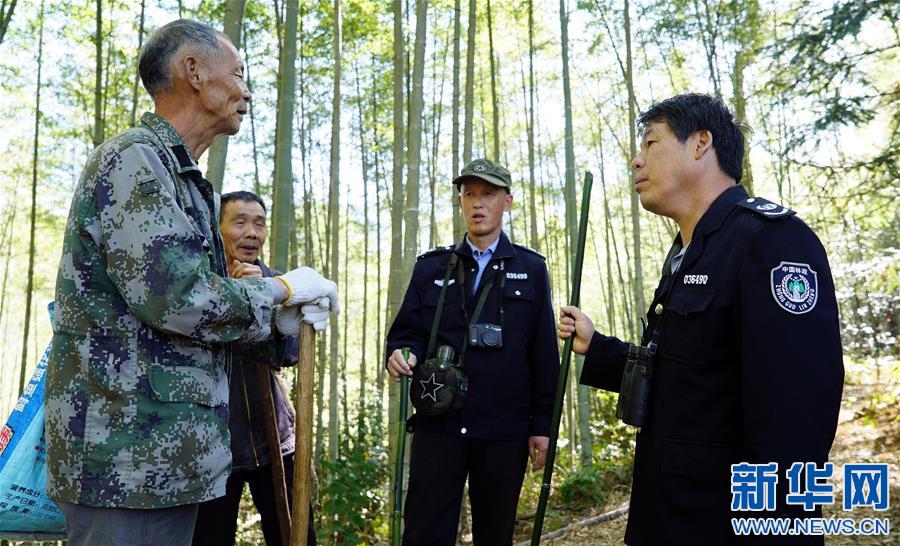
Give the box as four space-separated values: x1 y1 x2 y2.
466 235 500 258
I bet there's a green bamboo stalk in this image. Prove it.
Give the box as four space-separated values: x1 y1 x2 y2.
531 171 593 545
391 348 411 546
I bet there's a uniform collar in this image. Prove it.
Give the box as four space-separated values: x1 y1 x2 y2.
455 231 517 261
140 112 202 176
465 235 500 258
692 184 748 239
676 184 748 273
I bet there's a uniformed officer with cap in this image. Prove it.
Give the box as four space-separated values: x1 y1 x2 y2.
558 93 844 545
386 159 560 545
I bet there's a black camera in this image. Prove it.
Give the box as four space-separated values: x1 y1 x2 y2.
468 323 503 348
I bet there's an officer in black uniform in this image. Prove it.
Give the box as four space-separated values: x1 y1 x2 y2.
559 94 844 545
386 159 560 545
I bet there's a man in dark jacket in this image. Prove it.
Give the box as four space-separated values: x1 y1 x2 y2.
559 94 844 545
193 191 317 546
386 159 560 545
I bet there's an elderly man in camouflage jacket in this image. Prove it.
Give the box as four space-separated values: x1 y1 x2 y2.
45 20 336 546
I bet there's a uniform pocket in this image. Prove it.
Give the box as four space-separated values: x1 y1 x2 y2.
667 289 715 316
503 283 535 324
660 289 715 361
148 364 227 407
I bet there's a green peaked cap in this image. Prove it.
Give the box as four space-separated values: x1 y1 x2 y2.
452 158 511 190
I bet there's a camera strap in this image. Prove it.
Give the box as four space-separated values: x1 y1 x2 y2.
426 253 459 358
456 258 505 368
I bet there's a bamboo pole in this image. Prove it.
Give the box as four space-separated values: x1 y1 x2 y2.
256 362 291 545
391 348 411 546
530 172 593 545
290 323 316 545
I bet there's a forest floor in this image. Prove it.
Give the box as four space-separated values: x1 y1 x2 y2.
502 358 899 546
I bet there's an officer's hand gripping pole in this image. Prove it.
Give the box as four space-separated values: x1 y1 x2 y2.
530 171 593 545
391 348 411 546
290 323 316 546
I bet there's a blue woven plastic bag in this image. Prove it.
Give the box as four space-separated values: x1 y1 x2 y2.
0 305 64 533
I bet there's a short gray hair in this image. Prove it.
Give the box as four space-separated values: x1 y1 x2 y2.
138 19 224 97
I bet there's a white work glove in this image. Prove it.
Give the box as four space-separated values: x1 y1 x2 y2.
274 305 302 336
274 298 334 335
300 297 331 332
276 266 340 310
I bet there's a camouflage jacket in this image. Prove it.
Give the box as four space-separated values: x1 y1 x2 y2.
45 112 275 509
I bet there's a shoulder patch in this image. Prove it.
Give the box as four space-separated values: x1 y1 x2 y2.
737 197 795 220
416 245 455 261
512 243 546 260
771 261 818 314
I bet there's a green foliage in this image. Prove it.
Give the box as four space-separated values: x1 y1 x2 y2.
556 461 630 511
317 400 389 544
833 217 900 358
769 0 898 150
549 391 634 511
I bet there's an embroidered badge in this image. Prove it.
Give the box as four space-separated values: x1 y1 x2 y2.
770 261 818 314
506 272 528 280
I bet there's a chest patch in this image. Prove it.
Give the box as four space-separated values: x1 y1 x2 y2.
506 272 528 280
770 262 818 314
683 274 708 285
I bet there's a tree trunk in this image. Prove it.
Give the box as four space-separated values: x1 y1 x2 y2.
92 0 103 148
387 0 406 329
243 26 262 195
19 0 43 396
427 29 448 249
526 0 539 251
451 0 462 239
270 0 298 271
486 0 499 161
0 0 19 47
693 0 723 101
356 64 370 440
341 187 350 441
462 0 476 165
0 180 20 369
129 0 145 127
558 0 592 467
327 0 342 463
732 49 753 193
624 0 644 342
205 0 247 191
370 61 386 417
387 0 406 533
403 0 428 277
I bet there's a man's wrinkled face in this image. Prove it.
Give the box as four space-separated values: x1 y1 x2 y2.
220 199 267 264
199 38 251 136
458 179 512 241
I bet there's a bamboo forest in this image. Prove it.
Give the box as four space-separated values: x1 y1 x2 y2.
0 0 896 544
